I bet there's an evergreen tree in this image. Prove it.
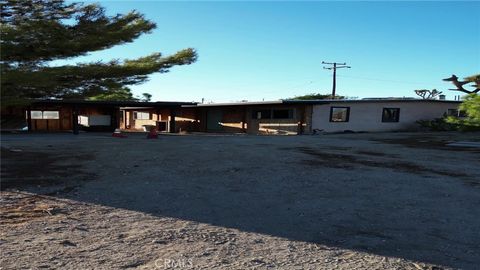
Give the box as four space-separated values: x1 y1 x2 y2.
0 0 197 106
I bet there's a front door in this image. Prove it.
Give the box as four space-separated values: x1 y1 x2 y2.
207 109 223 131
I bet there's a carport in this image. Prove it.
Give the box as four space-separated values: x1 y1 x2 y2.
25 100 195 134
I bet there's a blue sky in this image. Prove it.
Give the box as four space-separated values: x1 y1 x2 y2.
62 1 479 102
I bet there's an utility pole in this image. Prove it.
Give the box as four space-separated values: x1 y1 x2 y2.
322 61 351 98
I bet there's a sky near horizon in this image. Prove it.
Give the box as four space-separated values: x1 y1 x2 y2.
61 1 479 102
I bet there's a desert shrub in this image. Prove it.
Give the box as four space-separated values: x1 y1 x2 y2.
446 94 480 131
417 118 459 131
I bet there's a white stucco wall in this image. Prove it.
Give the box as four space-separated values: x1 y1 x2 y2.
312 101 460 132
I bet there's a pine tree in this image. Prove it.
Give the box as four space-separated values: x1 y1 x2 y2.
0 0 197 106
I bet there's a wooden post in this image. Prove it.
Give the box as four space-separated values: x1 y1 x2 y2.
111 107 119 131
332 63 337 97
155 108 160 130
169 108 176 133
26 107 32 131
298 106 305 135
242 107 247 132
72 106 79 135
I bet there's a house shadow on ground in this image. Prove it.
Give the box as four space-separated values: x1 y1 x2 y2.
2 135 480 269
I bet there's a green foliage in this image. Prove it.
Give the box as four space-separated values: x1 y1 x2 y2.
0 0 197 106
88 88 135 101
288 93 345 100
465 74 480 83
418 94 480 131
416 118 459 131
446 94 480 131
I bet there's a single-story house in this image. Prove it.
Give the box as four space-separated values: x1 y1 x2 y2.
1 98 462 134
184 98 462 134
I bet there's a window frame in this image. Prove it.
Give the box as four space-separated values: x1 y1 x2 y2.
329 107 350 122
272 109 294 119
251 108 296 120
447 109 459 117
133 111 151 120
29 110 60 120
42 111 60 119
381 108 400 123
30 110 43 119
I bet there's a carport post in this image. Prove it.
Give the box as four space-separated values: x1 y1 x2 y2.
111 107 119 131
242 107 247 132
169 108 176 133
72 106 79 135
26 107 32 131
298 107 305 135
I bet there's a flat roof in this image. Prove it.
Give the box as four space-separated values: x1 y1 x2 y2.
183 100 285 107
285 98 462 104
31 99 196 107
28 98 462 108
182 98 461 107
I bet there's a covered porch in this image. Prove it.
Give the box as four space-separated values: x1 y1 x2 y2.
23 100 196 134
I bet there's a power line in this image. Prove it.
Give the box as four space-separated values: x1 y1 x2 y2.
336 74 424 85
322 61 351 97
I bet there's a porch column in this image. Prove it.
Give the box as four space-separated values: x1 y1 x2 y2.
72 106 79 135
242 107 247 132
298 107 305 135
26 106 32 131
169 108 176 133
111 107 119 131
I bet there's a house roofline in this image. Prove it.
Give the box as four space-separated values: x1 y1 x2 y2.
182 100 285 108
182 98 462 107
24 98 463 109
284 98 462 104
30 99 196 107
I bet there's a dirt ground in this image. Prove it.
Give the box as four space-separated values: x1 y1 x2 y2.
1 132 479 270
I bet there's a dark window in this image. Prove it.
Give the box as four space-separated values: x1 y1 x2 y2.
382 108 400 122
447 109 459 117
157 121 168 132
329 107 350 122
272 109 293 119
459 110 467 118
252 109 271 119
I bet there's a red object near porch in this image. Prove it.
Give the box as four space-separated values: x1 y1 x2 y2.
147 128 158 139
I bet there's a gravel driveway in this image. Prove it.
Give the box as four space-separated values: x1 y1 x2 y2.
1 132 479 269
